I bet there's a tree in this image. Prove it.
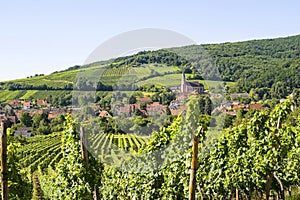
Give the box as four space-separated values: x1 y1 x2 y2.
140 102 147 110
204 97 212 115
223 114 234 128
249 89 260 102
234 108 245 126
270 81 288 99
129 96 137 104
166 106 171 115
20 112 32 127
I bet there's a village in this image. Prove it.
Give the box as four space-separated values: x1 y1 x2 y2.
0 72 268 137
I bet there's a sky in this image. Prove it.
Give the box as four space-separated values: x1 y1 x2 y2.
0 0 299 81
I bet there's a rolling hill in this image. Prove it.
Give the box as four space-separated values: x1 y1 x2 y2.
0 34 299 104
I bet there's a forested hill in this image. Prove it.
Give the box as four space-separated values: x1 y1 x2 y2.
172 34 300 92
206 34 300 90
1 34 300 96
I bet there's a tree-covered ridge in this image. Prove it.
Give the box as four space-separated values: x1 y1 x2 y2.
172 34 300 92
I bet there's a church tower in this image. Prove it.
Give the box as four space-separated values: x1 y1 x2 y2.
181 69 186 93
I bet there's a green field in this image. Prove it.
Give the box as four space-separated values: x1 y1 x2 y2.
0 90 71 103
136 73 235 88
0 90 27 103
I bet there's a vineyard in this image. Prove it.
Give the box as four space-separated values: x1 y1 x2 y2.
2 98 300 199
17 133 62 174
87 132 146 164
12 131 146 176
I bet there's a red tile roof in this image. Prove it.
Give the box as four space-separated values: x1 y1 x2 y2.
99 111 112 118
137 97 151 102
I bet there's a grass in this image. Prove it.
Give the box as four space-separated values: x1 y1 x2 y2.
0 90 71 103
136 73 235 88
20 90 38 100
0 90 26 103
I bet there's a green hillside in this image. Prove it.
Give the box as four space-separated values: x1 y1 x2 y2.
0 34 300 103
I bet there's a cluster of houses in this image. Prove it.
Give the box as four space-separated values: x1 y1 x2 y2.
112 71 206 118
8 99 50 109
220 100 265 115
114 97 169 117
110 71 265 118
0 99 70 127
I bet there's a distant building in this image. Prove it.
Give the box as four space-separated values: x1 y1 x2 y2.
146 102 166 115
169 86 180 93
14 127 32 138
248 104 263 111
230 93 249 99
23 101 33 109
8 100 22 108
99 110 112 118
115 104 140 117
4 104 13 112
37 99 50 107
181 71 204 94
137 97 151 103
169 104 187 116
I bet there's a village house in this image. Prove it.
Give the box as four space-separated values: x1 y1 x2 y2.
220 100 265 115
23 101 33 109
170 105 187 116
99 110 112 118
37 99 50 107
68 107 82 115
136 97 151 103
48 109 68 120
4 104 13 112
8 100 22 108
230 93 249 99
146 102 166 115
115 104 140 117
247 104 263 111
14 127 32 138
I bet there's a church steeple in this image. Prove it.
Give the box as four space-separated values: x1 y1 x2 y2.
181 68 186 93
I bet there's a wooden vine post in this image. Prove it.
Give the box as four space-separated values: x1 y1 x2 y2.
189 133 198 200
266 117 285 200
0 122 8 200
235 188 243 200
187 95 206 200
93 184 99 200
275 117 285 200
80 126 98 199
80 126 89 164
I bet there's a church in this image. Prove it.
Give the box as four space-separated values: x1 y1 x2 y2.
180 71 204 94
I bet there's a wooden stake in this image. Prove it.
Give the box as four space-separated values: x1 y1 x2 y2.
275 118 285 200
80 126 89 163
189 134 198 200
93 184 99 200
197 184 204 200
1 122 8 200
274 171 285 199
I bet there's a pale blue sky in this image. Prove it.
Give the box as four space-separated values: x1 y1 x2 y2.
0 0 299 81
